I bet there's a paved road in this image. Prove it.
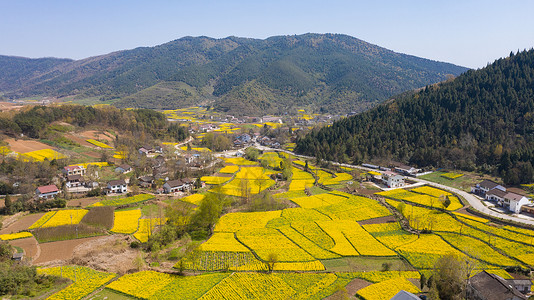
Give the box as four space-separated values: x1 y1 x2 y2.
253 145 534 226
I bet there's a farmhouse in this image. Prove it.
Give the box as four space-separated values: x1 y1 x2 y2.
163 179 194 194
393 164 421 176
36 184 59 200
66 174 83 188
62 165 86 176
138 175 154 188
471 180 505 196
115 164 132 174
105 180 128 194
381 171 405 188
467 270 528 300
473 180 532 213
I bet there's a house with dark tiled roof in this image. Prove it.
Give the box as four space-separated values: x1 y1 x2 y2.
66 174 83 188
467 270 528 300
105 180 128 194
115 164 132 174
471 180 506 196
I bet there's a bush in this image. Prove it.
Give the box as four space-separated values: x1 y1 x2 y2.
189 229 209 241
130 241 140 249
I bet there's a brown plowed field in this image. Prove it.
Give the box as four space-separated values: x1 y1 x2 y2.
64 133 93 147
0 102 23 111
9 237 39 261
67 197 101 208
324 278 371 300
5 139 52 153
34 236 105 265
0 213 45 234
79 130 114 142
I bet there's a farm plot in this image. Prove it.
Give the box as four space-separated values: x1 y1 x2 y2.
219 165 240 174
316 221 359 256
437 232 519 267
356 277 421 300
215 211 281 232
180 193 206 205
39 265 116 300
316 170 353 185
259 152 283 169
315 192 391 221
86 139 113 149
150 273 229 300
5 138 51 153
291 193 346 209
106 270 175 299
90 194 154 207
199 232 250 252
29 209 88 229
288 167 315 191
223 157 257 165
395 234 468 269
19 149 67 161
218 167 275 196
236 228 316 262
0 232 33 241
278 226 340 259
110 209 141 234
201 176 232 185
179 249 266 272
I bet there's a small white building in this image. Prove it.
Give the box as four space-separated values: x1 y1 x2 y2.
106 180 128 194
66 174 83 188
471 180 506 196
381 171 405 188
115 164 132 174
506 192 531 214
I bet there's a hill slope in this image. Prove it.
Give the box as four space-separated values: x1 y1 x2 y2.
295 49 534 184
0 34 467 115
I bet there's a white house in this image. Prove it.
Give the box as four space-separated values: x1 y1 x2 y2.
36 184 59 200
66 174 83 188
163 179 194 194
381 171 405 188
62 165 86 176
506 192 531 214
106 180 128 194
471 180 506 196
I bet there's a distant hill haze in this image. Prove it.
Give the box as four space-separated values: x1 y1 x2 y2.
0 34 467 115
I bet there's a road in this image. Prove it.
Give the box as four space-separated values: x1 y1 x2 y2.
253 144 534 226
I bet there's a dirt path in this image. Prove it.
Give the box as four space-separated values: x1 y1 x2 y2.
33 236 105 265
0 212 45 234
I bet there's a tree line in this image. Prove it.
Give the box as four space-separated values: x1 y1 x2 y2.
296 49 534 185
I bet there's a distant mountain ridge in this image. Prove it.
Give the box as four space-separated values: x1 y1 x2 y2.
0 34 468 115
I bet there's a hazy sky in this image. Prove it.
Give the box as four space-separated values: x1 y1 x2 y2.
1 0 533 68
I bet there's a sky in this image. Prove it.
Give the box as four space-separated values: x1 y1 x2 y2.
1 0 533 69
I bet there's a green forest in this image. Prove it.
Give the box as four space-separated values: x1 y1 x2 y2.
295 49 534 185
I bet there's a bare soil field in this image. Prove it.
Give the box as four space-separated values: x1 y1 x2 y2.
64 133 94 147
0 102 23 111
67 197 101 208
34 235 106 265
0 212 45 234
69 235 139 274
358 215 396 225
79 130 114 142
81 150 102 158
5 138 52 153
324 278 371 300
9 236 39 261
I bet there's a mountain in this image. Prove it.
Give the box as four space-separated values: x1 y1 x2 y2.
295 49 534 184
0 34 468 115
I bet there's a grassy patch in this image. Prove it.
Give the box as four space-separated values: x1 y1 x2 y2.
321 256 408 272
32 224 107 243
90 288 136 300
419 171 486 191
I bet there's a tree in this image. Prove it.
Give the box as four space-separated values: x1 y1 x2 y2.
429 254 476 300
4 194 12 215
265 252 278 273
190 194 222 233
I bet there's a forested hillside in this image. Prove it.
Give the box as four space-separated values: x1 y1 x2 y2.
0 34 467 115
295 49 534 184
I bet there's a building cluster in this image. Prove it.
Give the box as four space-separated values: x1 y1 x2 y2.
471 180 531 214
